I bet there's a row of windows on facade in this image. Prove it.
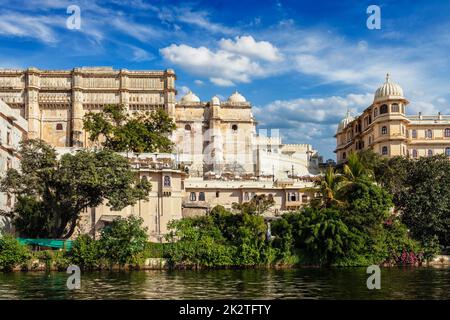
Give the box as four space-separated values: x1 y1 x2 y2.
409 148 450 158
410 128 450 139
140 175 172 187
343 146 450 160
350 104 404 134
184 124 239 132
0 130 12 145
188 191 309 202
52 122 242 133
344 127 450 145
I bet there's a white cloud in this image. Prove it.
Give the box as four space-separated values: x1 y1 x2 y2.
194 79 204 85
177 86 190 97
130 46 153 62
210 78 235 87
219 36 282 62
111 17 165 42
157 6 235 35
255 93 373 128
160 43 272 86
160 36 282 86
253 93 374 159
0 12 61 43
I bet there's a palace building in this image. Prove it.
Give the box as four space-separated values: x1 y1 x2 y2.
0 99 28 235
0 67 320 241
335 74 450 164
0 67 176 148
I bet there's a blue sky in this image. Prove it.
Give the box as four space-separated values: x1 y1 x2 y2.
1 0 450 159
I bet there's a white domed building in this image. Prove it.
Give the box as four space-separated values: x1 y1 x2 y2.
173 88 320 181
180 90 201 104
335 74 450 164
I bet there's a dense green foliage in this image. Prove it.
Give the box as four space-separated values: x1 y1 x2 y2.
164 205 274 267
0 235 30 271
376 154 450 247
164 152 429 267
98 216 148 266
69 234 100 270
0 139 151 238
83 104 176 153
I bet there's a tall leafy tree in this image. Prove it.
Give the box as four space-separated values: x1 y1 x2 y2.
0 139 151 239
83 104 176 153
376 155 450 246
310 166 343 208
232 194 275 215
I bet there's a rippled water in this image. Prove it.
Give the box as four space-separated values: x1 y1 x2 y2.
0 267 449 299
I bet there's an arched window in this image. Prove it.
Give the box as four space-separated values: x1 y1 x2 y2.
301 194 308 203
231 124 238 132
427 149 433 157
444 128 450 137
342 152 346 160
412 149 418 158
56 123 63 131
426 129 433 139
381 126 388 135
198 192 205 201
163 176 171 187
412 129 417 138
216 191 220 198
184 124 191 131
189 192 196 201
373 108 378 117
391 104 399 112
446 147 450 157
380 104 388 114
382 146 388 155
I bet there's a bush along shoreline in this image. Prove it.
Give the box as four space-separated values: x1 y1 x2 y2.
1 151 448 272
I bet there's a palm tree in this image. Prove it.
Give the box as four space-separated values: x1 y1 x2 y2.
309 166 344 208
342 152 374 183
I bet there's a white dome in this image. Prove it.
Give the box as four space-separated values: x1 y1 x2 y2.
180 90 200 104
211 95 220 105
374 74 404 103
337 110 354 133
227 90 246 103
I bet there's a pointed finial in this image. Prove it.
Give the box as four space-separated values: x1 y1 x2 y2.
345 107 351 118
385 73 390 82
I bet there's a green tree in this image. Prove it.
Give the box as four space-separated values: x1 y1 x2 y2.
0 139 151 239
0 235 30 271
69 234 100 270
310 166 343 208
377 154 450 247
83 104 176 153
272 208 365 266
341 152 374 185
99 216 148 267
232 194 275 215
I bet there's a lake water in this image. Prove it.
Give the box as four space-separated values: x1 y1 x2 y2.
0 267 449 299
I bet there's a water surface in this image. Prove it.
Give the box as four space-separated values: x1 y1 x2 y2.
0 267 448 299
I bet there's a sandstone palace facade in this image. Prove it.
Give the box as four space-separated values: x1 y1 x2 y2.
335 74 450 164
0 67 176 148
0 67 319 179
0 67 320 240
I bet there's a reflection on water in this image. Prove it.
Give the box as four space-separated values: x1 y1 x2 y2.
0 267 449 299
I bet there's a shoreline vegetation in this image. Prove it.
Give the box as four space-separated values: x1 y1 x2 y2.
1 142 449 272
